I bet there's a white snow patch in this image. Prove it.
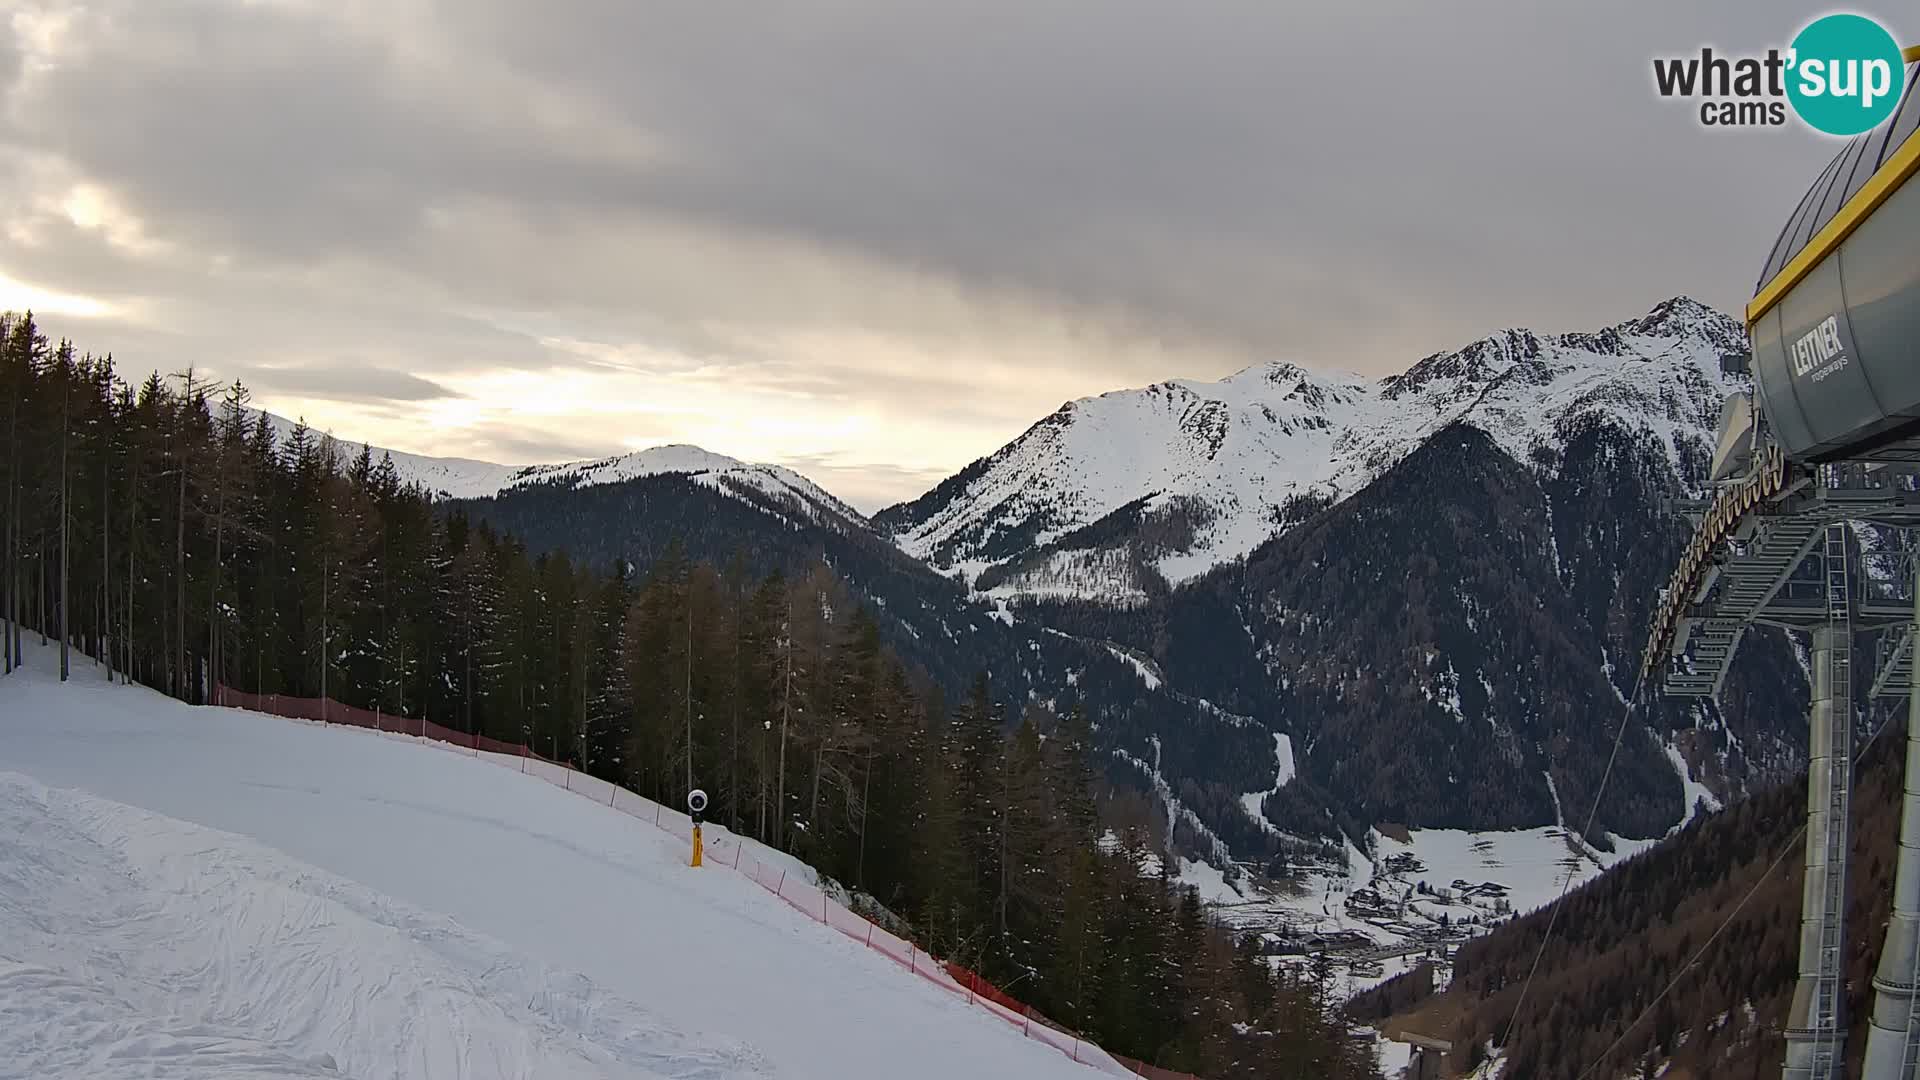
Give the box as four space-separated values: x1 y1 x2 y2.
1176 857 1245 904
1111 747 1231 865
1434 663 1465 723
1238 733 1296 835
978 549 1154 607
1104 646 1162 691
1373 1031 1416 1078
1665 741 1723 830
1370 825 1647 918
1238 792 1273 833
1543 770 1566 834
1271 733 1296 788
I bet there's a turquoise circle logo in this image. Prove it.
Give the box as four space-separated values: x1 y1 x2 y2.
1786 14 1907 135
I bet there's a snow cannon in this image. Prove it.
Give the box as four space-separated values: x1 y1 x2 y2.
687 788 707 867
1739 54 1920 468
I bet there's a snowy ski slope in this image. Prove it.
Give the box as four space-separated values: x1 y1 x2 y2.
0 644 1102 1080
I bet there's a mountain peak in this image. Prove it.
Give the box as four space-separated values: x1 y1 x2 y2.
1616 294 1743 345
1218 359 1369 391
557 444 749 477
1225 360 1310 384
504 444 865 525
885 296 1746 601
249 409 862 524
1642 293 1720 323
1380 328 1548 400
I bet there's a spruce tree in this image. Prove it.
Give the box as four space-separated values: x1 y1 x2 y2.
0 314 1384 1080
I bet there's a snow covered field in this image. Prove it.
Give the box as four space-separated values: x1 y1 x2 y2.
0 644 1105 1080
1371 825 1634 918
1188 817 1659 1011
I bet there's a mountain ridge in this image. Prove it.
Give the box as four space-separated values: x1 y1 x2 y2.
874 294 1746 606
256 295 1798 870
256 410 864 530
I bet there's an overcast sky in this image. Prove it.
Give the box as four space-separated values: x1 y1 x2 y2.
0 2 1872 508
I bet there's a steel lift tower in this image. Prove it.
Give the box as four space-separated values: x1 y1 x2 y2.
1644 55 1920 1080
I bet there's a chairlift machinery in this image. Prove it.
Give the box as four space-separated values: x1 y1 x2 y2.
1643 53 1920 1080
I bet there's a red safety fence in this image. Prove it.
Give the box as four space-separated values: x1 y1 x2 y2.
1111 1055 1208 1080
209 684 1203 1080
211 686 560 763
932 966 1193 1078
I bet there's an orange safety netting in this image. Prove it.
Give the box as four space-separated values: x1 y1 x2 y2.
209 684 1200 1080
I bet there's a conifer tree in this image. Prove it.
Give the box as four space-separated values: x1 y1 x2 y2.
0 314 1381 1080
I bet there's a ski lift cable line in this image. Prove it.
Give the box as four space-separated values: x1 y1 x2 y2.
1572 701 1902 1080
1499 666 1647 1048
1571 819 1808 1080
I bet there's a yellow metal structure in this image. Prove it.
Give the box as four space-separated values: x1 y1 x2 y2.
1748 50 1920 328
691 823 704 867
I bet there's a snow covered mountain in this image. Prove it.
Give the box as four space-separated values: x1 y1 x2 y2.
864 295 1805 864
255 297 1794 870
501 446 866 526
260 410 865 530
875 296 1748 604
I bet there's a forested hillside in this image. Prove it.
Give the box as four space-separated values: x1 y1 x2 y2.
1025 415 1807 848
883 299 1813 853
451 448 1330 871
0 311 1377 1080
1352 718 1909 1078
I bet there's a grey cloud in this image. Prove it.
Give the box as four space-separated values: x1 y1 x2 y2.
2 1 659 268
234 364 462 403
0 26 17 92
774 455 954 515
674 350 1075 434
456 425 630 466
10 1 1847 363
0 0 1881 503
436 1 1846 358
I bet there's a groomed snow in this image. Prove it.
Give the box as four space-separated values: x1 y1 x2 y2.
0 645 1108 1080
0 772 765 1080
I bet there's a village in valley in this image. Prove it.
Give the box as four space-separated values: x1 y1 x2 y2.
1168 826 1583 1001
